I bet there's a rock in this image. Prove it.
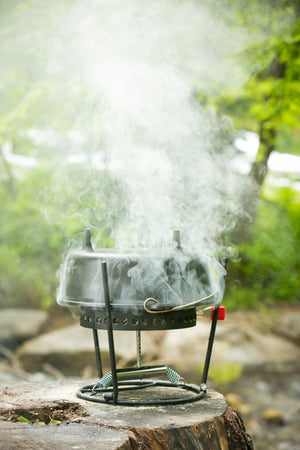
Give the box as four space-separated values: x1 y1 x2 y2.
0 308 48 349
244 419 261 435
262 408 285 426
217 326 299 366
226 393 252 416
17 324 156 376
274 312 300 345
161 315 300 373
226 393 244 409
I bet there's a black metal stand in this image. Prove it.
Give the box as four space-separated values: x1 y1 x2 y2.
77 261 221 406
101 262 118 405
92 328 103 378
200 306 220 393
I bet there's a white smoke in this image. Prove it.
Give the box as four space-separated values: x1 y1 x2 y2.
1 0 251 256
38 0 248 254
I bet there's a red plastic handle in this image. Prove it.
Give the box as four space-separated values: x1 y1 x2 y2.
211 306 226 320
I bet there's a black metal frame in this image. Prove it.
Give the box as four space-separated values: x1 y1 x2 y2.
77 261 221 406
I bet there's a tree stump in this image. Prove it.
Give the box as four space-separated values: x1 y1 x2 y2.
0 380 253 449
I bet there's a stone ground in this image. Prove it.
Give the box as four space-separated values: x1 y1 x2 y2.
0 303 299 449
225 362 300 450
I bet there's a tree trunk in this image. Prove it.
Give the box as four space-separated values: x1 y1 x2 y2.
0 379 253 449
233 123 276 243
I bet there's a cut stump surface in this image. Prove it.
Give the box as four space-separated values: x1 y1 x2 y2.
0 379 253 449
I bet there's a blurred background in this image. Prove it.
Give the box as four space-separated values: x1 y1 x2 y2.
0 1 299 448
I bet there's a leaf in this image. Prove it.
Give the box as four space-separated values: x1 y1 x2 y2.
17 415 33 424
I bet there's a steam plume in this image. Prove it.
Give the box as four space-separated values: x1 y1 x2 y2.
41 0 248 255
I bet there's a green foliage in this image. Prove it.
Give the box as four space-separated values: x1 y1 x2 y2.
197 362 243 385
276 125 300 155
240 18 300 159
17 416 45 425
0 161 127 309
203 1 300 163
17 415 60 425
0 167 62 308
17 416 33 424
202 1 300 309
0 0 132 310
49 419 61 424
0 0 299 313
225 186 300 308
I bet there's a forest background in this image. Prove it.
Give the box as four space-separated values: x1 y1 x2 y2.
0 0 299 314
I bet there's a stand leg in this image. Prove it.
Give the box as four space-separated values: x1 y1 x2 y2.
101 261 118 404
201 306 219 392
92 328 103 378
136 330 142 368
